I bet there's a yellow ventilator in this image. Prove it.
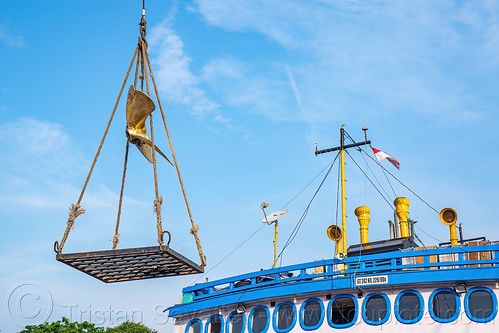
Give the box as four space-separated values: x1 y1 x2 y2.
439 208 458 245
354 206 370 244
394 197 410 238
327 225 344 255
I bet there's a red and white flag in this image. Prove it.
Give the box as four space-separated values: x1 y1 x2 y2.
371 147 400 170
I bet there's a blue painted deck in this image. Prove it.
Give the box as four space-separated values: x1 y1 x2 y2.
168 244 499 317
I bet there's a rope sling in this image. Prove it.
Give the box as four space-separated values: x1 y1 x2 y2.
54 4 206 282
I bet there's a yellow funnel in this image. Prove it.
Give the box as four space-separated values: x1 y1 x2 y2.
439 208 458 245
327 225 344 255
394 197 410 238
354 206 370 244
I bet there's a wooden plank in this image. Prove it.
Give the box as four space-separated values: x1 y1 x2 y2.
480 240 491 267
427 246 437 270
414 247 425 270
468 241 479 267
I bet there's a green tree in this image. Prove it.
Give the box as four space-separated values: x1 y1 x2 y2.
19 317 106 332
106 321 157 333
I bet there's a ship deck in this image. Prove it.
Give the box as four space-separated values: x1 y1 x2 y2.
168 243 499 316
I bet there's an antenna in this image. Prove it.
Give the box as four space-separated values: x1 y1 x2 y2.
260 203 288 268
261 209 289 224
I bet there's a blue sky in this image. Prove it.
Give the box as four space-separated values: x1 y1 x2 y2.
1 0 499 331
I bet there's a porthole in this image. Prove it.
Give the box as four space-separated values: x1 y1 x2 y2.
227 311 246 333
327 294 358 329
429 288 460 323
248 306 270 333
395 290 424 324
272 302 297 333
186 319 202 333
362 293 390 326
299 298 325 331
205 315 224 333
465 287 498 323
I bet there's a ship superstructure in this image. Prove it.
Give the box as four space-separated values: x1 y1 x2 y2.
167 127 499 332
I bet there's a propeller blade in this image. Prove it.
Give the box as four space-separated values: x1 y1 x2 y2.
135 140 154 163
137 136 174 166
126 85 155 130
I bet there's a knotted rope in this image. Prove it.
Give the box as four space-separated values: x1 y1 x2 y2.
56 45 139 254
57 204 86 252
145 51 207 267
154 195 164 244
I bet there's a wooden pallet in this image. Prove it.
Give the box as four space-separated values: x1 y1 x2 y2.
56 246 203 283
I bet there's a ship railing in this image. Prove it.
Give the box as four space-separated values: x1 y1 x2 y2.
182 244 499 301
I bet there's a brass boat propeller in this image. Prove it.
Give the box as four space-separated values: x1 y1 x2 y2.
125 85 173 165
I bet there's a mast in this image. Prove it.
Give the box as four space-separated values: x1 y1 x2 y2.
316 126 371 255
340 126 347 254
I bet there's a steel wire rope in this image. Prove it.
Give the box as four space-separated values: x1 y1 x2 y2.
358 147 440 214
281 161 337 209
344 129 397 198
188 224 267 286
414 224 448 244
340 132 439 252
344 129 397 199
374 151 397 198
345 150 395 211
276 152 340 267
231 157 336 307
411 224 427 247
357 147 466 251
357 148 393 203
187 158 341 285
413 223 467 253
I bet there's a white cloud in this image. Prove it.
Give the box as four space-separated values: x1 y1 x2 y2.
148 21 252 138
0 25 25 47
193 0 497 125
201 55 245 81
0 117 80 179
0 118 71 199
201 56 300 122
149 23 219 118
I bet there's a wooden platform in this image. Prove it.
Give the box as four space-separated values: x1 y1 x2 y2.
56 246 203 283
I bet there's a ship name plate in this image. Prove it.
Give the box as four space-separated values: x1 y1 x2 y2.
355 275 388 286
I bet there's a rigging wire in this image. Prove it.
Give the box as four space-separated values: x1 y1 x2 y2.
357 148 393 202
411 223 426 247
277 152 340 267
282 161 337 209
358 147 440 214
346 149 434 247
345 150 395 211
368 145 397 197
345 129 398 198
188 155 341 284
343 130 356 145
356 145 465 251
414 224 447 244
188 224 267 286
333 129 443 250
